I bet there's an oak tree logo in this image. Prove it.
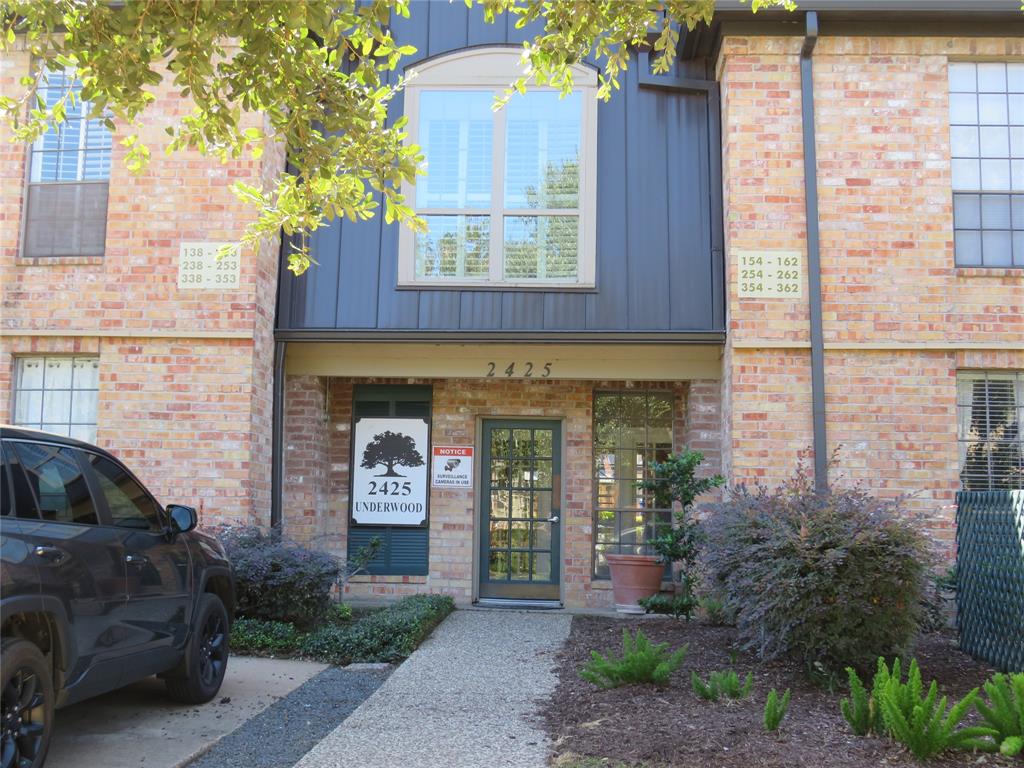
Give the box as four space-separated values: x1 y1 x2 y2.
361 430 425 477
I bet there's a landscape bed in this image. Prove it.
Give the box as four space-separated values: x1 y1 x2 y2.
230 594 456 666
543 616 1017 768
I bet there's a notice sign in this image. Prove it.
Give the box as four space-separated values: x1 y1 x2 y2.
178 242 241 290
431 446 474 488
351 418 429 526
736 250 803 299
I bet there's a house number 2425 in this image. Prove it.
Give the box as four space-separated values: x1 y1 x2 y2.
486 362 552 378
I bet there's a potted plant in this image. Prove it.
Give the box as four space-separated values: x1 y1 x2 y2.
630 449 724 619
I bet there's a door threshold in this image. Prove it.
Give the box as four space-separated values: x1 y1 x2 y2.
475 598 563 610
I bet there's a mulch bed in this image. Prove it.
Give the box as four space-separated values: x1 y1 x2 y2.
541 615 1016 768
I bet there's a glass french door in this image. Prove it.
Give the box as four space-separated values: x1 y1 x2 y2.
479 420 561 600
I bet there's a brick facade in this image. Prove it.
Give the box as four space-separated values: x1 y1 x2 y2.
718 35 1024 556
282 377 721 608
0 46 283 525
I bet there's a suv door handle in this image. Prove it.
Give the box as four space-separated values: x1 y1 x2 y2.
33 545 65 563
125 554 149 566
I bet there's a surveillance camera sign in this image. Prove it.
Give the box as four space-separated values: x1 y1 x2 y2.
351 418 429 526
431 446 474 489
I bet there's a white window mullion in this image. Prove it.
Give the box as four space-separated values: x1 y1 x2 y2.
490 89 506 283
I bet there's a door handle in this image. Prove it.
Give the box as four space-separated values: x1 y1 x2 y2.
546 516 560 524
33 545 64 562
125 553 149 566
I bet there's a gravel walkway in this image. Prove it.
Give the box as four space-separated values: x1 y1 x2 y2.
294 609 572 768
185 666 391 768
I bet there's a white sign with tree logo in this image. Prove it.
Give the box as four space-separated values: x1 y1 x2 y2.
351 418 429 526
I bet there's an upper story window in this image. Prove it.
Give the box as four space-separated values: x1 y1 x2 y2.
22 67 112 259
398 48 597 288
948 62 1023 267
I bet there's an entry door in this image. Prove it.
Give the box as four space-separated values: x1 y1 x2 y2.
479 421 560 601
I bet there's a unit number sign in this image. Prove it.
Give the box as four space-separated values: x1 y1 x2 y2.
178 242 241 290
736 250 803 299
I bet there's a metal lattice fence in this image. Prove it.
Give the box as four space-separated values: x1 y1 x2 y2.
956 490 1024 672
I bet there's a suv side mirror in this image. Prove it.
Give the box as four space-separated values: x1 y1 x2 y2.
166 504 198 534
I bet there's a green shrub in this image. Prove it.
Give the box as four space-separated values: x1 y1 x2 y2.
763 688 792 732
691 669 753 702
976 673 1024 757
326 602 353 623
301 594 454 665
579 629 687 690
868 657 996 759
638 593 699 621
703 467 929 676
231 617 300 655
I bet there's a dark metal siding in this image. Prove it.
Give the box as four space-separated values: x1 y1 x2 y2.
277 0 724 335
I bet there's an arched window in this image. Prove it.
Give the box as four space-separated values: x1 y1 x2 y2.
398 47 598 288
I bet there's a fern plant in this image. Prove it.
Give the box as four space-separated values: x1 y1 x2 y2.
579 629 687 690
840 665 876 736
976 673 1024 757
873 657 997 759
763 688 792 732
691 669 753 702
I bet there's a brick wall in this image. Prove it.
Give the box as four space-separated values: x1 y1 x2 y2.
0 46 283 524
282 376 721 608
718 34 1024 556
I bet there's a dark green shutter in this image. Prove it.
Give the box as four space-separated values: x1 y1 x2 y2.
348 385 431 576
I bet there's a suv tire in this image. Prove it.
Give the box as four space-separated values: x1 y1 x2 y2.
164 594 230 704
1 637 54 768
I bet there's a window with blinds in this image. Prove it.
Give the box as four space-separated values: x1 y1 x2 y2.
957 371 1023 491
398 48 597 288
22 67 111 258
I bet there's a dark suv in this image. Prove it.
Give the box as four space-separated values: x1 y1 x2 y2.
0 426 234 768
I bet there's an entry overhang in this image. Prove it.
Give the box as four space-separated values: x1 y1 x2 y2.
285 343 723 381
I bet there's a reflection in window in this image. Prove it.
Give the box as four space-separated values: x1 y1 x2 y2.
13 442 98 526
948 62 1024 266
89 455 163 530
958 371 1023 490
400 48 596 286
592 392 674 579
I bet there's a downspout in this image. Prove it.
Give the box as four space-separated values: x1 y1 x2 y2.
270 340 286 529
800 11 829 491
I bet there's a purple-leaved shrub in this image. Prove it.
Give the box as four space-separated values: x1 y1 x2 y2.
703 466 929 676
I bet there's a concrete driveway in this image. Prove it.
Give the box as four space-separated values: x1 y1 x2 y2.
47 657 326 768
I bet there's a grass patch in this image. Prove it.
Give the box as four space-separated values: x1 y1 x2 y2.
231 595 455 666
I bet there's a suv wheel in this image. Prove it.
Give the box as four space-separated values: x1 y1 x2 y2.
1 638 54 768
165 593 230 704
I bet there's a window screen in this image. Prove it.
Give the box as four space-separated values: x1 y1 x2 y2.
948 62 1024 266
957 371 1023 491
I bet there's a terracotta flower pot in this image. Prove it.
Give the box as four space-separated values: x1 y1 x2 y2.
605 553 664 614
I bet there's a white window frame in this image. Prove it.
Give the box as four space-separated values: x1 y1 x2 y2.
12 356 99 443
398 47 598 289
